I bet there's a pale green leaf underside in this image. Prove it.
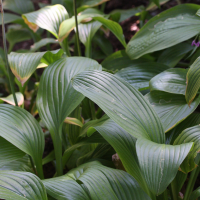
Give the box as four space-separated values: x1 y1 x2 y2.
186 56 200 105
0 92 24 106
126 4 200 59
146 91 200 132
0 104 44 166
72 70 165 143
43 161 151 200
36 57 102 138
174 125 200 173
0 171 47 200
22 5 69 38
149 68 187 95
136 138 193 195
115 62 169 90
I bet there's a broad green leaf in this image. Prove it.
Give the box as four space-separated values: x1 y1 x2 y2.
0 171 47 200
146 91 200 132
0 13 21 25
42 151 55 165
0 137 25 167
174 125 200 173
157 42 193 67
43 161 151 200
101 50 149 71
110 6 144 23
167 112 200 144
190 187 200 200
3 0 34 14
0 155 33 172
93 118 149 193
72 70 165 143
126 4 200 59
0 104 45 177
64 117 83 127
31 38 59 52
22 5 69 37
115 62 169 90
6 28 32 53
136 138 193 195
149 68 187 95
0 92 24 106
59 10 126 47
8 50 63 85
185 57 200 105
36 57 102 141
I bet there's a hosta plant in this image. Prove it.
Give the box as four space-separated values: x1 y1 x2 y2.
1 0 200 200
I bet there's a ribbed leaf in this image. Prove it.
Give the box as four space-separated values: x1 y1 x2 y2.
157 42 193 67
136 138 193 195
0 137 25 167
126 4 200 59
115 63 169 90
146 91 200 132
0 171 47 200
190 187 200 200
174 125 200 173
0 155 33 172
22 5 69 37
43 161 151 200
36 57 102 139
93 118 149 192
59 10 126 47
185 57 200 105
72 70 165 143
149 68 187 95
0 92 24 106
8 50 63 86
0 104 45 176
31 38 59 52
3 0 34 14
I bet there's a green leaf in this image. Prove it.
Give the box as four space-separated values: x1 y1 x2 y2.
22 5 69 37
0 155 33 172
6 28 32 53
0 92 24 106
37 57 102 140
59 9 126 47
110 6 144 23
0 171 47 200
3 0 34 14
174 125 200 173
31 38 59 52
72 70 165 143
146 0 169 11
157 42 193 67
0 137 25 167
0 13 21 25
149 68 187 95
146 91 200 132
190 187 200 200
43 161 151 200
93 118 149 192
8 50 63 86
0 104 45 178
136 138 193 195
185 57 200 105
126 4 200 59
152 0 160 8
115 62 169 90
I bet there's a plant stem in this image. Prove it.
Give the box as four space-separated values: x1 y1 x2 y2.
184 166 200 200
29 155 37 174
34 158 44 180
73 0 81 56
0 0 18 106
54 126 63 176
157 190 168 200
170 177 178 200
60 38 71 57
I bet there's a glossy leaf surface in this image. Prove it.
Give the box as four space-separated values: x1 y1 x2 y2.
0 171 47 200
126 4 200 59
